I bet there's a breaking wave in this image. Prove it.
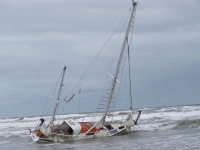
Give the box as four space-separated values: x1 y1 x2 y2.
173 118 200 129
0 104 199 138
18 117 24 120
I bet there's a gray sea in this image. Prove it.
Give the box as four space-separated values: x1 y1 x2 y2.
0 104 200 150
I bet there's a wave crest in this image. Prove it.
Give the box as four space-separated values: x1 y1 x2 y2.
174 118 200 129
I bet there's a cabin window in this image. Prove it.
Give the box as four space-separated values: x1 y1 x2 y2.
67 126 73 134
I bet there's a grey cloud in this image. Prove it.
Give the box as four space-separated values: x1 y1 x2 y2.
0 0 199 118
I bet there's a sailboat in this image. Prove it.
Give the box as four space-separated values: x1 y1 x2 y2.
29 1 141 143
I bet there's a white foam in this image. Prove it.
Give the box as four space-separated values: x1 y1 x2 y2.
0 141 10 145
0 118 19 123
0 105 199 137
140 106 200 122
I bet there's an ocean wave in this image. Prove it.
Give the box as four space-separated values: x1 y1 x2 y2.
0 118 20 123
140 108 200 123
0 141 10 145
0 105 199 139
0 130 30 138
18 117 24 120
173 118 200 129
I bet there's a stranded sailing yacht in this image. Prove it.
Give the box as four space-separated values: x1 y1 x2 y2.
29 1 141 142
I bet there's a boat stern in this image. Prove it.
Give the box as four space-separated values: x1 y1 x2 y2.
30 130 40 142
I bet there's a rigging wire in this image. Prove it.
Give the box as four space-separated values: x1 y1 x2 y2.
38 4 138 125
67 67 107 84
106 9 132 73
85 8 133 79
127 4 138 113
51 7 136 116
64 8 132 98
109 5 137 112
42 72 63 116
113 4 138 112
60 79 84 113
115 49 129 110
97 9 132 112
78 81 82 113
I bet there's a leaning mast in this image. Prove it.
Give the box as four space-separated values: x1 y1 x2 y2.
50 66 67 125
103 1 137 121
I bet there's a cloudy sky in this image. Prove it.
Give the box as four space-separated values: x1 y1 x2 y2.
0 0 199 118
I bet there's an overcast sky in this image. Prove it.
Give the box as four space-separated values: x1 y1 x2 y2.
0 0 199 118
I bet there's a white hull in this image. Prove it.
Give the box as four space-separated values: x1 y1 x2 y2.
31 122 130 143
30 109 142 143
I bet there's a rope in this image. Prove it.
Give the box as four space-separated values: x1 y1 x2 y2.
42 71 63 116
97 9 132 113
67 67 107 84
64 8 132 99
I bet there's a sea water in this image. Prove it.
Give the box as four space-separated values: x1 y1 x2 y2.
0 104 200 150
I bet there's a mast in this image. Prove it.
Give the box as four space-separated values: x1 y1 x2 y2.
103 1 137 121
128 44 133 114
79 2 137 139
50 66 67 125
